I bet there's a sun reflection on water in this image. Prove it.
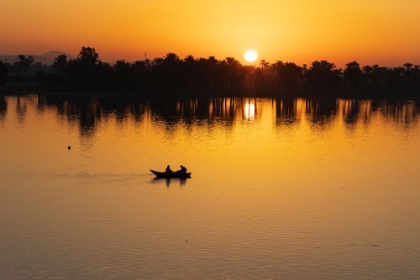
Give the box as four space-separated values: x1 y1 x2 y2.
243 103 256 121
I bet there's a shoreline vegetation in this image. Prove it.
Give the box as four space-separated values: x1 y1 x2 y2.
1 46 419 99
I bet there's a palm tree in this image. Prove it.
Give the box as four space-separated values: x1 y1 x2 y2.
114 60 132 90
276 62 302 89
305 60 340 89
0 61 8 86
403 63 413 88
243 65 256 88
223 57 241 88
53 54 68 77
412 65 420 88
259 60 270 69
162 53 181 88
362 65 373 88
15 55 34 86
152 57 164 66
205 56 219 88
182 55 196 87
344 61 362 89
131 60 151 88
403 63 413 71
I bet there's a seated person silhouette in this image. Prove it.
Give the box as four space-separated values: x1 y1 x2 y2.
175 165 187 175
165 165 172 173
180 165 187 174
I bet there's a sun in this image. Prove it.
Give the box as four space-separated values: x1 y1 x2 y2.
244 50 258 62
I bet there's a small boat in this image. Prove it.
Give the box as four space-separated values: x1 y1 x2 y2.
150 169 192 178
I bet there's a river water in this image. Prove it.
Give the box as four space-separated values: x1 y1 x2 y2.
1 94 420 279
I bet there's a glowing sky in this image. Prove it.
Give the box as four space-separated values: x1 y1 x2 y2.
2 0 420 67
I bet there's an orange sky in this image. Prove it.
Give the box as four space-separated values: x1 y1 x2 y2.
2 0 420 68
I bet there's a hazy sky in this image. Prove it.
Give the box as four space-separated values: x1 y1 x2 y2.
2 0 420 67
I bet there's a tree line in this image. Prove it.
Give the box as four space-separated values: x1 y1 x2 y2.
1 46 419 97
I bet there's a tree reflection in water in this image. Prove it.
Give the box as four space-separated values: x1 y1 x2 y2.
0 96 7 122
1 95 417 138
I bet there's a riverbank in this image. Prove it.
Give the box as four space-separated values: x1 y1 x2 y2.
2 83 420 100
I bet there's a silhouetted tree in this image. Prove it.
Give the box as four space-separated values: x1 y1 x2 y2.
96 62 115 91
243 65 255 88
403 62 413 89
196 57 212 88
114 60 132 90
386 67 404 90
0 61 8 86
362 65 373 88
182 55 196 87
344 61 362 89
412 65 420 89
224 57 242 88
275 61 302 90
15 55 34 85
255 60 276 89
31 62 48 74
206 56 220 88
53 54 68 75
131 60 151 89
0 95 7 120
67 47 102 91
305 60 341 89
78 47 99 65
7 44 420 96
370 64 382 89
162 53 181 88
260 60 270 69
149 57 165 88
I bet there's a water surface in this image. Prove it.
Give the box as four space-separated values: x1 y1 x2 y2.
1 95 420 279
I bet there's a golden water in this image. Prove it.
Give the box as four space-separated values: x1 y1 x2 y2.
1 95 420 279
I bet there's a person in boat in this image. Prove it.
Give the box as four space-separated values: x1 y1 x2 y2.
175 165 187 175
165 165 173 173
180 165 187 174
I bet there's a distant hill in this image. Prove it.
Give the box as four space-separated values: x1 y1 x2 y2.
41 50 75 60
0 51 75 65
